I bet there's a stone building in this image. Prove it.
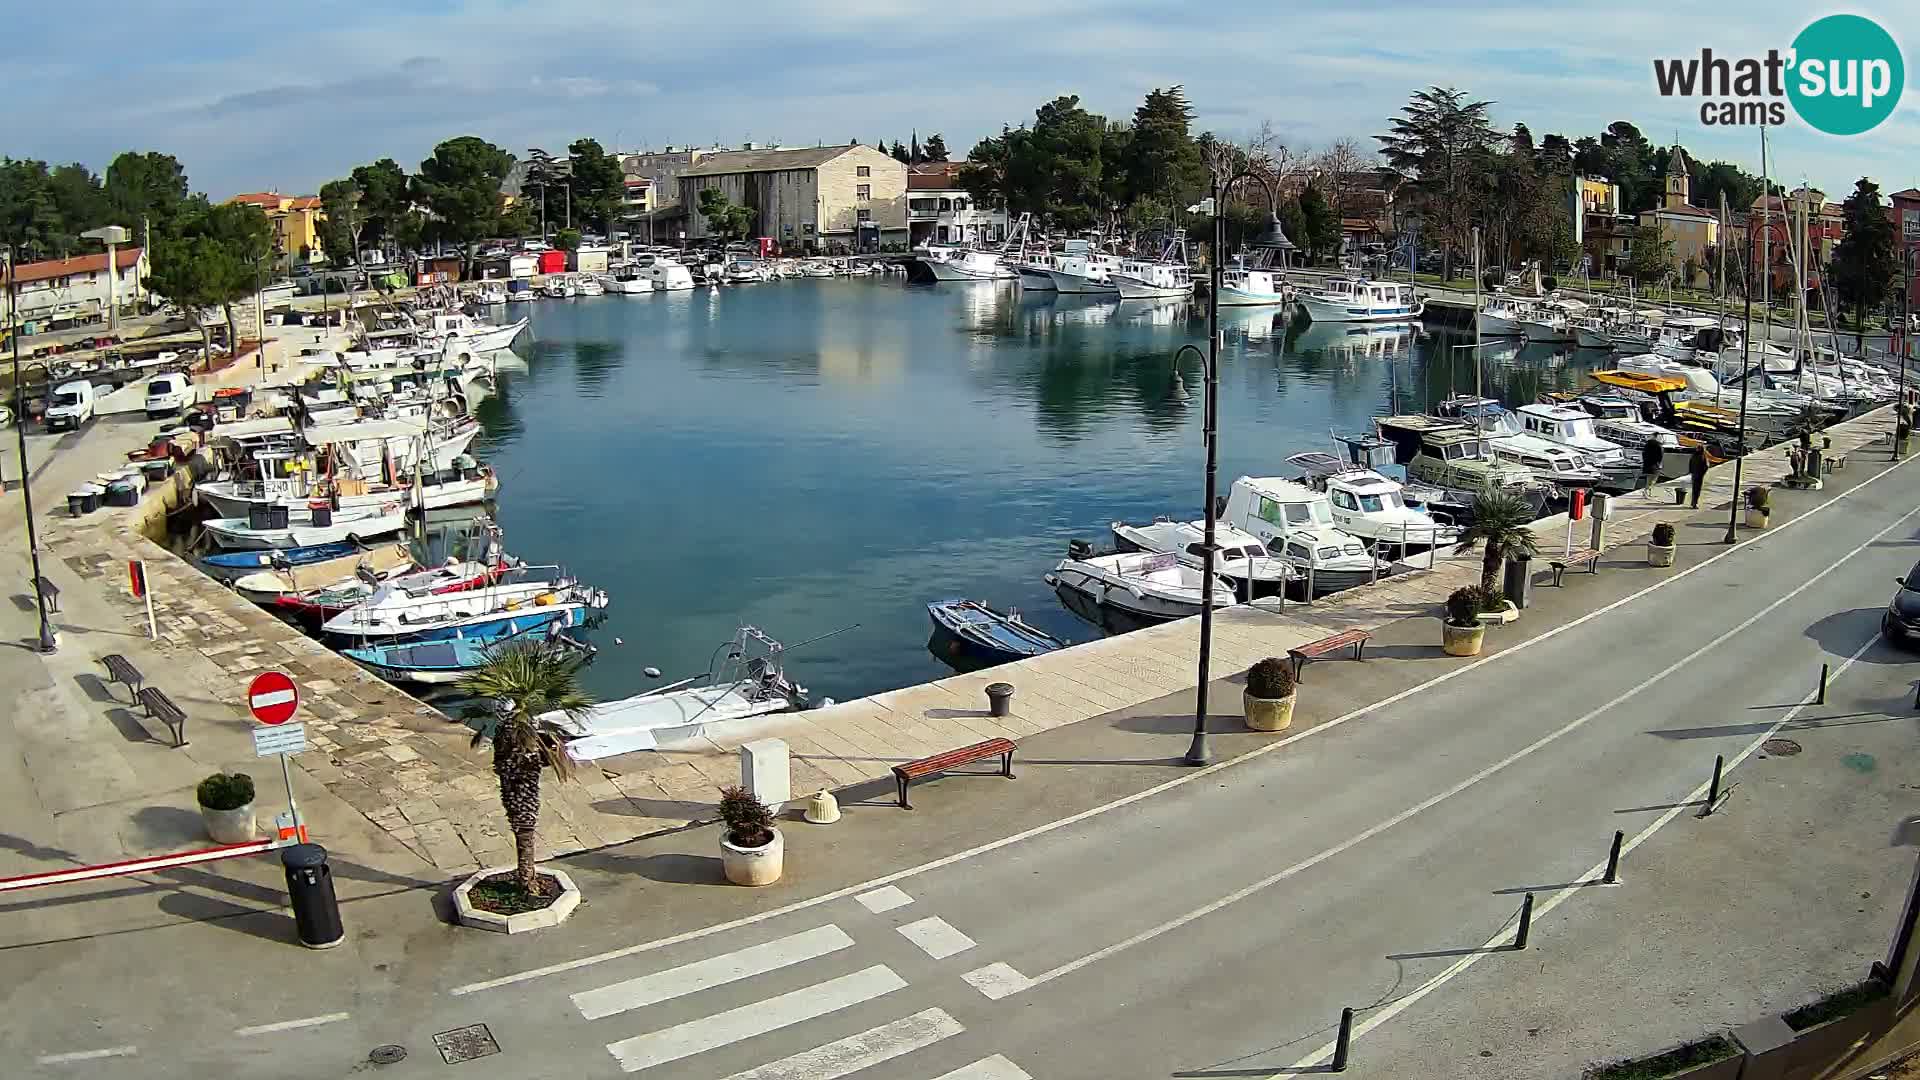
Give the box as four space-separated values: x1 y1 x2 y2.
677 144 907 252
1635 145 1719 287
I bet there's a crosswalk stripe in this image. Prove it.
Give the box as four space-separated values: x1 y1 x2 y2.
961 962 1032 1000
855 885 914 913
606 964 908 1073
718 1007 962 1080
574 925 855 1020
896 916 976 960
931 1054 1036 1080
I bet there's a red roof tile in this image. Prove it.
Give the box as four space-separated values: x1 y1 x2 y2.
2 247 144 286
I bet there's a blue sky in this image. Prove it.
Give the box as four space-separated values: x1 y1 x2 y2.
3 0 1914 200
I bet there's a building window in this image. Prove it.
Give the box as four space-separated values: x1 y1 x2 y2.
856 184 870 201
857 209 872 223
856 165 871 177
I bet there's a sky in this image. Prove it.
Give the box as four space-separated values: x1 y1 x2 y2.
2 0 1915 201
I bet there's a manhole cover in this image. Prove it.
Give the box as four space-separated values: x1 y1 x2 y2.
1763 738 1803 756
433 1024 500 1064
368 1045 407 1065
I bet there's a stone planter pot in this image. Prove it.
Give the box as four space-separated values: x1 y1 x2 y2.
1746 507 1770 529
1477 600 1520 626
1243 690 1296 732
1442 621 1485 657
200 802 256 844
452 865 583 934
1648 543 1677 567
721 826 784 886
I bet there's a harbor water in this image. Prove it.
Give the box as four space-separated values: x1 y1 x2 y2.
471 279 1604 704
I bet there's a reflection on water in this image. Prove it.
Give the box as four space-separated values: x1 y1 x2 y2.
479 281 1605 704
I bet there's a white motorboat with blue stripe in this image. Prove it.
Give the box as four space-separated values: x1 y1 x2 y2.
1297 278 1423 323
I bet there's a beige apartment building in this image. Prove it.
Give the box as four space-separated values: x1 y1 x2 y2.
677 144 907 252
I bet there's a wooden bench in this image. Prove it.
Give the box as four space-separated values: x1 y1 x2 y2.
1287 629 1372 680
100 653 144 699
1830 452 1849 471
29 575 59 614
1548 549 1600 586
136 686 187 748
892 738 1016 809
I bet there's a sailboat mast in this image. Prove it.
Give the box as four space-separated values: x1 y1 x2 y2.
1472 227 1483 418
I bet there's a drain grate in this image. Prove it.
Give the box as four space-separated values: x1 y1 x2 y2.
368 1045 407 1065
433 1024 501 1064
1762 738 1803 756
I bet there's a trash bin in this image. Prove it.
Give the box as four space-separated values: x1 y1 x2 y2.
281 843 345 949
985 682 1015 718
1503 554 1533 610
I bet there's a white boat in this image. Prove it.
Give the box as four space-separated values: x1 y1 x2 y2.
506 289 535 304
573 275 606 296
1110 518 1292 600
545 627 811 762
1287 454 1461 550
1572 313 1615 350
601 269 653 294
320 572 607 639
644 257 696 291
1520 299 1586 344
422 313 528 354
1476 294 1529 337
1015 252 1059 290
198 458 494 517
1296 279 1422 323
1045 544 1237 622
1217 257 1292 307
1220 477 1387 596
475 283 509 306
1651 316 1723 361
1484 427 1614 489
203 501 408 550
1047 250 1122 294
1110 236 1193 300
925 249 1014 281
542 276 575 299
723 259 768 284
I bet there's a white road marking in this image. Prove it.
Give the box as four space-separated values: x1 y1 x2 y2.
574 925 854 1020
233 1012 350 1036
855 885 915 913
932 1055 1037 1080
448 443 1912 997
1014 499 1920 997
718 1007 963 1080
36 1046 137 1064
250 688 296 708
961 962 1032 1000
897 916 977 959
605 964 907 1073
1272 613 1892 1074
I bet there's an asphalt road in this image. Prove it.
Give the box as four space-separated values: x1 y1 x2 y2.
12 449 1920 1079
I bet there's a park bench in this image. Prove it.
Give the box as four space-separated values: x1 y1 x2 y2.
136 686 187 748
99 653 144 699
1829 451 1849 471
1548 549 1600 586
1286 628 1373 680
893 738 1016 809
30 575 59 614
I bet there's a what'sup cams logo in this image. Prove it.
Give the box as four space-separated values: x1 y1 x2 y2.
1653 13 1904 135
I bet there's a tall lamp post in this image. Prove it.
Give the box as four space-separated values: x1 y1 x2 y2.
2 245 57 653
1181 163 1294 766
80 225 130 336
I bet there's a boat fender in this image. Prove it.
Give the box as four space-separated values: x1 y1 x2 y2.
504 599 521 611
536 593 557 606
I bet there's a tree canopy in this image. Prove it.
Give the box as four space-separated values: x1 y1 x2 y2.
1830 178 1898 335
697 188 753 240
922 133 950 162
411 136 514 264
1377 86 1498 277
566 137 626 233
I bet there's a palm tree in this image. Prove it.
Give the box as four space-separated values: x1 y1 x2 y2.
458 641 594 894
1460 491 1540 595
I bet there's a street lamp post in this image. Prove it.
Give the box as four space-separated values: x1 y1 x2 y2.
80 225 130 335
2 245 57 653
1182 165 1294 767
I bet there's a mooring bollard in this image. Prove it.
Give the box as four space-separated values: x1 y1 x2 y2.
985 682 1014 718
1705 754 1725 814
1603 830 1624 885
1513 892 1535 949
1331 1006 1354 1072
1817 662 1830 705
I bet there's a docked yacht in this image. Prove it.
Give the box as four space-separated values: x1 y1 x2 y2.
1217 253 1293 307
1296 278 1422 323
926 248 1015 282
1111 236 1193 300
542 276 576 299
1219 476 1390 596
1475 294 1531 337
1109 517 1292 600
1045 542 1238 622
644 257 696 291
1287 454 1461 550
574 275 606 296
602 268 653 294
203 501 408 550
1015 250 1059 291
1047 249 1123 294
421 312 529 354
1372 417 1552 514
1520 299 1587 344
320 571 608 641
1572 311 1617 350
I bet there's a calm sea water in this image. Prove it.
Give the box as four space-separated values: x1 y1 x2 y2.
467 279 1601 705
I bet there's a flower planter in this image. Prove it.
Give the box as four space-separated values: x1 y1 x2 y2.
200 802 256 844
1648 543 1677 568
1243 690 1296 732
1745 507 1770 530
721 826 784 886
1477 600 1519 625
452 865 583 934
1442 622 1484 657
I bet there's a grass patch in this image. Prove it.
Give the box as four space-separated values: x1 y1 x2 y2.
1584 1035 1738 1079
468 871 563 915
1783 976 1888 1031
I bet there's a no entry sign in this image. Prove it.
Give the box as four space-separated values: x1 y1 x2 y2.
247 671 300 725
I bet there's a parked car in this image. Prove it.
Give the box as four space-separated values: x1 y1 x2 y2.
144 372 193 417
43 380 96 431
1884 564 1920 645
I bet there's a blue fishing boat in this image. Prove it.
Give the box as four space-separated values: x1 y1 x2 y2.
202 541 359 571
343 623 590 685
926 599 1066 672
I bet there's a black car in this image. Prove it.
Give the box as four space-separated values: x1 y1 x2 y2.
1883 564 1920 644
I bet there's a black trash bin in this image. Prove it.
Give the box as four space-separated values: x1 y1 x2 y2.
281 843 345 949
1503 554 1533 610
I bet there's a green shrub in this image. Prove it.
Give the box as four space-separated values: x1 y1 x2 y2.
1478 587 1508 612
1246 657 1295 699
1783 976 1887 1030
1446 587 1483 626
718 785 775 848
1652 523 1676 546
196 772 255 811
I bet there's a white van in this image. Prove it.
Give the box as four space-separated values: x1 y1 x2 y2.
144 372 193 417
44 381 96 431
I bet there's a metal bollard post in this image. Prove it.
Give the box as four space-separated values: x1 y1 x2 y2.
1331 1007 1354 1072
985 682 1014 718
1603 830 1624 884
1817 662 1829 705
1513 892 1534 950
1306 566 1316 605
1705 754 1725 814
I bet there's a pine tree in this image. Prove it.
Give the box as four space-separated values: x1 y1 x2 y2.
1831 178 1898 345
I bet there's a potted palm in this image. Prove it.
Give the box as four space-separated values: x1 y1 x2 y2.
1648 522 1677 567
1243 657 1297 732
719 785 783 886
196 772 256 843
452 640 593 932
1745 485 1770 529
1461 491 1538 619
1443 587 1487 656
